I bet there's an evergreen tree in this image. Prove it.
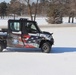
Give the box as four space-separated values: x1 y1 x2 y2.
0 1 7 19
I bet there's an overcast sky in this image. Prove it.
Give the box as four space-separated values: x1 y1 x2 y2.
0 0 10 3
0 0 36 3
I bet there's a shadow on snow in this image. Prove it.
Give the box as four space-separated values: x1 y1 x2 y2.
3 47 76 53
52 47 76 53
3 48 41 53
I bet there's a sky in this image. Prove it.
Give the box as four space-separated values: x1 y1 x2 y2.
0 0 11 3
0 0 36 3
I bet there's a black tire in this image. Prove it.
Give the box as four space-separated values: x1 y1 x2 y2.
0 44 4 52
41 42 51 53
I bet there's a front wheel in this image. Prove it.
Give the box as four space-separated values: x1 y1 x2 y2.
41 42 51 53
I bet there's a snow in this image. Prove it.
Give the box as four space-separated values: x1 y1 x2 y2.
0 19 8 29
1 52 76 75
41 27 76 47
0 17 76 75
63 17 76 24
0 16 48 28
0 17 76 29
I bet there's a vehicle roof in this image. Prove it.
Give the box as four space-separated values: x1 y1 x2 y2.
8 18 36 23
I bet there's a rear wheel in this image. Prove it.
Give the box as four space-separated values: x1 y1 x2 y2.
0 42 7 52
41 42 51 53
0 44 4 52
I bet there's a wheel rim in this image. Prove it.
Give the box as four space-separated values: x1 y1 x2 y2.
42 44 49 52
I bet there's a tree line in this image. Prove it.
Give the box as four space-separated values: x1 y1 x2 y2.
47 0 76 24
0 0 45 20
0 0 76 23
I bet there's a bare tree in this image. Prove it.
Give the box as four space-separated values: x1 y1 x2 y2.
19 0 39 21
9 0 22 19
63 0 76 23
47 0 64 24
46 0 76 24
26 0 33 20
34 0 38 21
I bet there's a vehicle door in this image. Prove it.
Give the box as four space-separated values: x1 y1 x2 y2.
22 22 41 48
7 20 24 48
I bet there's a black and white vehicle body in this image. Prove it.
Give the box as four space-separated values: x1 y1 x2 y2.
0 18 54 53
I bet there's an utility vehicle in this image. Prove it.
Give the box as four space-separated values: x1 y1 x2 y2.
0 18 54 53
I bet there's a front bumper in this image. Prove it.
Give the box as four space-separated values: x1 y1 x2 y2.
50 38 54 45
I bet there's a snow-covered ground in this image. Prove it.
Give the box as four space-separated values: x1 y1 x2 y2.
0 17 76 75
0 27 76 75
1 16 76 29
0 16 48 28
63 17 76 24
